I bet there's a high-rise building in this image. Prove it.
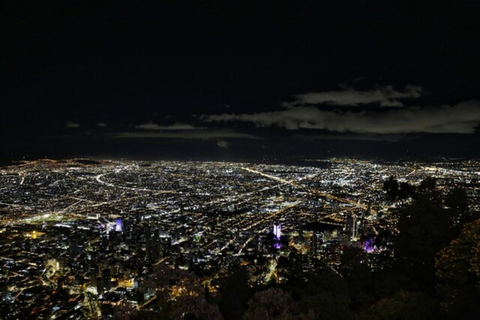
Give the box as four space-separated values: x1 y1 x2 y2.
96 277 104 295
310 233 317 255
273 222 282 249
115 219 123 232
346 214 359 240
273 223 281 239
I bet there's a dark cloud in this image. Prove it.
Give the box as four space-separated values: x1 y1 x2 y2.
205 100 480 134
135 122 205 131
216 140 229 149
110 130 258 140
65 122 80 128
294 133 404 142
283 85 423 108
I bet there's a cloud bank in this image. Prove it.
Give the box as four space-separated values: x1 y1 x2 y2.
111 129 258 140
65 121 80 128
206 100 480 134
135 122 205 130
283 85 423 108
216 140 229 149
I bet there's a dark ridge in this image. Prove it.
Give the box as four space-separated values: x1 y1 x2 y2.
73 159 101 165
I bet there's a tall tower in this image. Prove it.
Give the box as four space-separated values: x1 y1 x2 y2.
310 233 317 255
273 222 282 249
115 219 123 232
346 214 359 240
352 214 357 239
273 223 281 239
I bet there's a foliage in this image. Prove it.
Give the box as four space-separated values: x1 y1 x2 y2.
358 290 440 320
373 273 418 298
383 176 416 203
244 288 313 320
445 187 477 227
436 218 480 317
339 246 374 310
418 177 437 193
394 191 454 291
299 291 353 320
281 266 354 320
217 264 251 320
383 176 399 201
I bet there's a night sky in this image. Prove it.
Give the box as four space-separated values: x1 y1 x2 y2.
2 1 480 161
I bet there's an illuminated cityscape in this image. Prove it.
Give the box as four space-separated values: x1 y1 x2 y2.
0 158 479 318
3 1 480 319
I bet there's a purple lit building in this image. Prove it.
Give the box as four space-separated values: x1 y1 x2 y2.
363 237 379 253
273 223 281 239
273 223 282 249
115 219 123 232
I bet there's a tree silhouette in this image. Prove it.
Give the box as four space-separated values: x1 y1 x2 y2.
445 187 476 228
339 246 374 311
436 218 480 318
217 264 251 320
383 176 399 201
394 191 454 291
398 182 416 204
418 177 437 193
299 291 353 320
282 267 354 320
357 290 439 320
244 288 313 320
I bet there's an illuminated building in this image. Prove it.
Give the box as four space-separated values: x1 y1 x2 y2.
364 237 374 253
346 214 359 240
115 219 123 232
273 222 282 249
273 223 281 239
